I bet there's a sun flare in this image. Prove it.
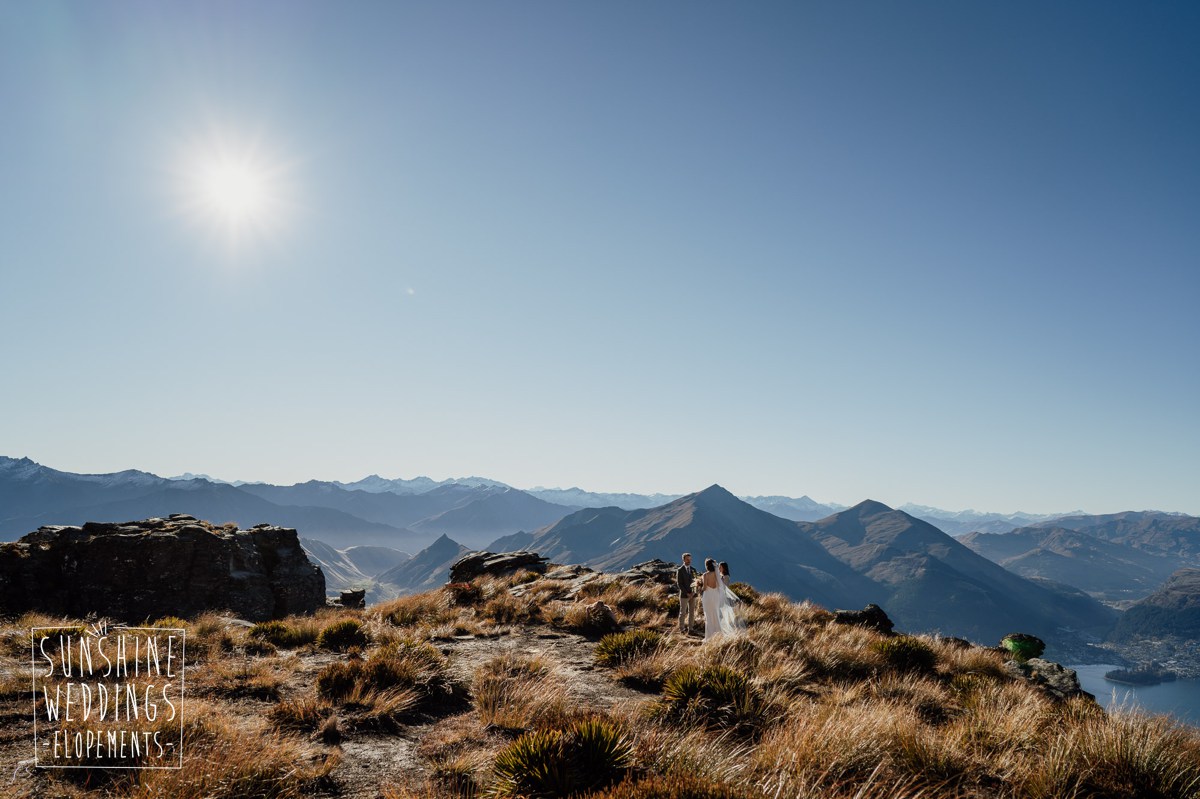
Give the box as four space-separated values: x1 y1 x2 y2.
198 159 269 223
175 132 293 247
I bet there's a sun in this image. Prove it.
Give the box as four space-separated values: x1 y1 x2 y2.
197 159 269 224
175 131 293 247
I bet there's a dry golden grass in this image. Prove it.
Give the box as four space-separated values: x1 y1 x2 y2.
125 699 337 799
472 652 572 731
8 578 1200 799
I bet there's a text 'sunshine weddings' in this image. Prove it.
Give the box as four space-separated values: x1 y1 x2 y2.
34 629 185 767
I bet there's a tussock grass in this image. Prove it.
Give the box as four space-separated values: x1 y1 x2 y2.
126 699 337 799
596 630 662 668
374 592 459 629
190 654 297 700
317 618 370 650
11 578 1200 799
473 652 571 731
249 618 321 648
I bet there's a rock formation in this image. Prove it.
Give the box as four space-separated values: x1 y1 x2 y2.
0 515 325 622
448 550 547 583
833 603 895 635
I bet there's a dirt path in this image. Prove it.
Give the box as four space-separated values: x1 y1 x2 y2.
323 625 671 798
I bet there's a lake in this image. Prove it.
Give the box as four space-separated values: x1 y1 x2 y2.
1072 664 1200 725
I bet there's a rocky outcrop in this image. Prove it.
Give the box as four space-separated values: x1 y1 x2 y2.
613 559 680 588
1004 658 1093 702
833 603 895 635
0 515 325 622
448 550 547 583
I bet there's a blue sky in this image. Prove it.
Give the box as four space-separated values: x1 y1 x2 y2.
1 2 1196 514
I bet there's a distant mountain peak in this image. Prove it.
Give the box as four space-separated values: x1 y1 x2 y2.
694 484 738 502
847 499 896 515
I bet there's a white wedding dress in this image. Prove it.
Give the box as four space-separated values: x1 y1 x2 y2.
702 575 722 640
703 573 745 640
716 575 745 637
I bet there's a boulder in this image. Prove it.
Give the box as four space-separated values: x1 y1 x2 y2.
832 604 895 635
338 589 367 609
0 517 325 622
584 601 620 633
448 551 547 583
1005 658 1094 702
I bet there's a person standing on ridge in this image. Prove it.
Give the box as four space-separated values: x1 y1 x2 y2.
677 552 699 634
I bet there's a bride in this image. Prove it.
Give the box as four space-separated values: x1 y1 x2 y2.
701 558 745 640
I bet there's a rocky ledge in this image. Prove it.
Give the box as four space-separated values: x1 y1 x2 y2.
0 515 325 622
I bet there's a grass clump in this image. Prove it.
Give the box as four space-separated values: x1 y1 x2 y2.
583 772 757 799
655 664 768 736
317 618 370 651
316 640 454 729
445 581 484 606
375 593 457 628
492 717 632 797
596 630 662 668
249 619 319 649
473 653 570 730
479 592 541 625
871 636 937 673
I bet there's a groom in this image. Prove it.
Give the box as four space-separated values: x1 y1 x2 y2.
677 552 699 634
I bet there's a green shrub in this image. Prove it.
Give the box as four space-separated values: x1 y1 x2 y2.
595 630 662 667
872 636 937 673
662 595 680 615
317 619 369 651
1000 633 1045 662
492 718 631 797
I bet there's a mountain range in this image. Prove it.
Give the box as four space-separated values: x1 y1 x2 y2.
9 454 1198 654
961 512 1200 604
7 455 1078 551
487 485 1116 651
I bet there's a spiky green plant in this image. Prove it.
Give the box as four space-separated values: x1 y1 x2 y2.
595 630 662 667
492 718 631 797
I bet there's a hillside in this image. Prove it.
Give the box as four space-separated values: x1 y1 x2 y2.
375 533 471 594
410 486 578 547
803 502 1116 645
1031 511 1200 559
489 488 1115 654
2 558 1195 799
961 526 1181 602
494 485 878 610
1111 568 1200 642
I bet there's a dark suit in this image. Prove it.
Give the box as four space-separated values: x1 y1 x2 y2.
677 563 698 631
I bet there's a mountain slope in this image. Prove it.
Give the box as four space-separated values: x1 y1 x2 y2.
960 526 1180 602
1110 569 1200 642
499 485 879 610
410 487 577 548
804 502 1117 644
376 534 471 595
1030 511 1200 560
0 480 421 549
